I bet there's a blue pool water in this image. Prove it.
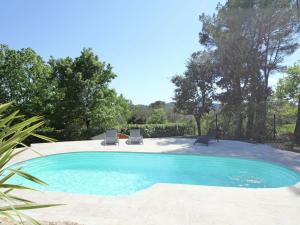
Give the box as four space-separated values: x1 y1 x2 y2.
9 152 300 196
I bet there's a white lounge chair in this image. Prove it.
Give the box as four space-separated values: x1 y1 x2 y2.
105 129 119 145
128 129 143 144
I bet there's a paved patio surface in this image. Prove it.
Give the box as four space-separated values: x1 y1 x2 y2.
9 138 300 225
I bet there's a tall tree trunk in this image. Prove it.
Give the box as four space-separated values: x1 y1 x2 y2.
260 99 268 137
233 78 243 138
246 112 254 138
254 96 268 142
294 94 300 144
234 111 243 138
86 119 90 129
246 102 254 138
194 115 201 136
257 72 269 140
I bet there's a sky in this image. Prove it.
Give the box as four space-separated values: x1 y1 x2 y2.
1 0 299 105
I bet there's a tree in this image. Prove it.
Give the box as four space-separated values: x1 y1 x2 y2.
200 5 254 137
48 56 83 129
91 91 131 128
149 101 166 109
172 51 215 135
275 63 300 143
127 104 150 124
147 108 167 124
0 44 53 118
73 48 117 128
0 45 130 139
252 1 299 139
148 101 168 124
114 94 131 125
49 48 124 130
199 0 300 139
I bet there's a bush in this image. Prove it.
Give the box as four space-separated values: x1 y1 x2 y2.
146 109 167 124
26 126 105 143
117 123 194 138
277 124 295 136
26 123 194 144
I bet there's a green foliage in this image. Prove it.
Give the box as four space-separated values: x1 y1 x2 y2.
149 101 166 109
127 104 150 124
0 103 59 224
0 45 53 117
0 43 195 141
277 124 295 136
274 63 300 143
0 45 130 136
172 51 215 135
275 63 300 103
268 99 297 120
198 0 300 140
31 127 104 142
90 91 131 129
172 51 215 117
147 108 167 124
127 102 187 125
118 123 195 138
49 48 127 130
201 99 298 140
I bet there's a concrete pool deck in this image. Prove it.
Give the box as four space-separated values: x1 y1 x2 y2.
9 138 300 225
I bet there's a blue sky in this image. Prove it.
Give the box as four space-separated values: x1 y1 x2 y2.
1 0 299 104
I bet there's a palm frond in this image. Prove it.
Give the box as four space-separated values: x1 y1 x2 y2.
0 102 59 224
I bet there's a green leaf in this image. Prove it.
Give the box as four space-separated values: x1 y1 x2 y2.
0 102 58 224
31 133 57 142
1 183 39 192
0 102 13 115
5 194 34 204
0 203 62 212
7 169 48 186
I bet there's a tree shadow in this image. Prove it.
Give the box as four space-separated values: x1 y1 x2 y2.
125 140 143 145
288 185 300 196
100 140 119 146
156 138 195 146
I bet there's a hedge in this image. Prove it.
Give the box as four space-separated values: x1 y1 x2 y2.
26 127 104 144
26 123 195 144
117 123 194 138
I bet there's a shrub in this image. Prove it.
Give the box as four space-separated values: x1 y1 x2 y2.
26 127 105 143
146 109 167 124
0 103 59 224
277 124 295 136
28 123 194 143
117 123 194 138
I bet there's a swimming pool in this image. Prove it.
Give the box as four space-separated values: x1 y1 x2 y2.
9 152 300 196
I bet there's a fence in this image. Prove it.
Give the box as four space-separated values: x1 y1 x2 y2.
200 100 297 141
